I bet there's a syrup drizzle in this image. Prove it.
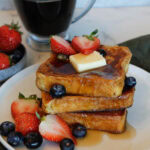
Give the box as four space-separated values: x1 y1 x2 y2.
49 54 119 79
77 122 136 147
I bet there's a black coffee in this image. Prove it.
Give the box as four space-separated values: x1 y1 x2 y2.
14 0 76 36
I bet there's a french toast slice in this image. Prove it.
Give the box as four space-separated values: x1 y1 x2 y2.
36 45 132 97
41 88 134 114
57 109 127 133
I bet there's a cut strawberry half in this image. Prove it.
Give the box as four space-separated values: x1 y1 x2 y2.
72 29 100 55
39 115 76 144
50 36 76 55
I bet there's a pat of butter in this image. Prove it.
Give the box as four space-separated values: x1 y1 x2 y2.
69 51 106 72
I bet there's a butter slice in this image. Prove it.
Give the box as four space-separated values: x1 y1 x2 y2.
69 51 106 73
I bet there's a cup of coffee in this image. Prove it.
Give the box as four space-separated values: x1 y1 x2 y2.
13 0 96 51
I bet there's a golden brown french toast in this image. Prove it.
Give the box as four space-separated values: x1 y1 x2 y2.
58 110 127 133
36 45 132 97
38 103 126 133
41 88 134 114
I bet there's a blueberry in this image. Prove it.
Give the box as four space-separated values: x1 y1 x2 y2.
125 77 136 88
50 84 66 98
24 132 43 149
98 49 107 57
7 132 23 146
60 138 74 150
72 123 87 138
0 121 15 136
11 45 25 64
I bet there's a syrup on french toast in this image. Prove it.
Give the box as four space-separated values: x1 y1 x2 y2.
36 45 132 97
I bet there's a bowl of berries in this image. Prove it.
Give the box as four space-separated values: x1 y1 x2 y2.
0 22 26 82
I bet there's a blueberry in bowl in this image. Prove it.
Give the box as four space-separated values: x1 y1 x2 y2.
0 44 26 82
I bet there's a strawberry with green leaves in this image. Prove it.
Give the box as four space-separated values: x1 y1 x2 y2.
11 93 40 119
0 22 22 52
72 29 100 55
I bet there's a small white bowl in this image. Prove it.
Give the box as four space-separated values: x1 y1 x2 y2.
0 45 27 82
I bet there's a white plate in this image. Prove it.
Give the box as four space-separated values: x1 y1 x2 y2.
0 64 150 150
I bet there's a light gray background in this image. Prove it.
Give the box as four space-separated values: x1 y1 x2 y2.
1 0 150 10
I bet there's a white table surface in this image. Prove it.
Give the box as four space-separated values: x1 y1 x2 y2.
0 7 150 67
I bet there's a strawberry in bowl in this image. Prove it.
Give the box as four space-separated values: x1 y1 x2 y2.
0 22 26 82
0 22 22 53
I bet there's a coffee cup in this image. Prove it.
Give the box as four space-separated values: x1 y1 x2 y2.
14 0 96 51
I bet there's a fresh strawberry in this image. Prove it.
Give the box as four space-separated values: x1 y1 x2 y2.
11 99 39 119
39 115 76 144
72 29 100 55
0 22 22 52
50 36 76 55
15 112 39 135
0 53 10 70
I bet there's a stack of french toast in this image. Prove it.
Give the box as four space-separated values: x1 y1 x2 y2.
36 41 135 133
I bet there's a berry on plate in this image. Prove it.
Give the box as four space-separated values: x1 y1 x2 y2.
125 77 136 88
0 22 22 52
7 131 23 147
24 132 43 149
72 123 87 138
0 121 15 136
50 35 76 55
11 99 39 119
0 53 10 70
15 112 39 136
39 115 76 144
60 138 75 150
72 29 100 55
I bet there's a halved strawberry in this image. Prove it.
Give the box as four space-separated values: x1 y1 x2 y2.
11 99 39 119
72 29 100 55
50 36 76 55
39 115 76 144
15 112 39 135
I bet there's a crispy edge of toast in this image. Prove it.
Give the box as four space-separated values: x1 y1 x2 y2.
41 88 134 114
36 46 132 97
57 109 127 133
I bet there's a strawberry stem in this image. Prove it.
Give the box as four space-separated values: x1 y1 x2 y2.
91 29 98 36
41 116 46 121
83 29 99 41
18 92 41 101
19 92 25 99
5 20 23 35
36 112 41 120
